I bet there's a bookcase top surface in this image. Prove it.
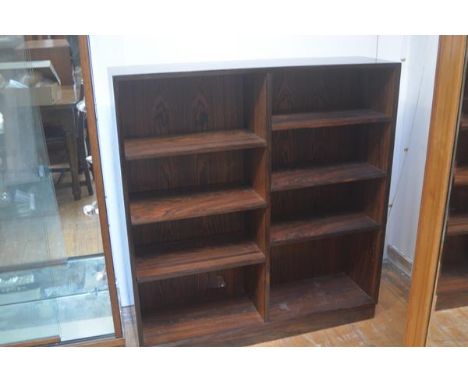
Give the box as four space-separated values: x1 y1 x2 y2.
111 56 400 82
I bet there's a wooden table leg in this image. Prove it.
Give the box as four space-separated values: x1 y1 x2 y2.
40 91 82 201
64 124 81 201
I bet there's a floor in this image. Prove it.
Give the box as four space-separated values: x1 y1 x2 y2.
55 177 103 258
0 174 102 270
121 262 412 346
427 303 468 346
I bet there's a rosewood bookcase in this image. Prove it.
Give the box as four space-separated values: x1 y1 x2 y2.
113 58 401 346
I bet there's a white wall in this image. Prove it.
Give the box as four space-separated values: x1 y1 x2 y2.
89 35 437 306
378 36 439 264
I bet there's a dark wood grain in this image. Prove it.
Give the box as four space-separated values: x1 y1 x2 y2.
271 162 385 192
142 296 263 346
349 65 400 301
126 151 245 195
269 273 373 320
436 253 468 310
113 61 400 346
141 273 373 346
115 74 245 139
243 73 271 320
124 130 266 160
270 233 375 285
269 62 399 312
272 109 391 131
447 214 468 235
271 123 369 171
132 212 245 246
130 188 266 225
460 113 468 130
436 235 468 310
271 180 381 225
135 238 265 282
138 267 249 315
271 213 379 246
437 265 468 295
436 55 468 313
454 166 468 185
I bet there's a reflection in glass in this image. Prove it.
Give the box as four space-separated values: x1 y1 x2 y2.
0 35 114 345
428 59 468 346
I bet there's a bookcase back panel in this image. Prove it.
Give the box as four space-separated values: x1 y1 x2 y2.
116 74 245 139
271 125 370 170
126 151 246 194
360 67 400 116
138 268 248 313
448 186 468 214
346 231 380 296
366 123 393 171
456 132 468 165
271 231 377 295
271 235 355 284
272 68 363 114
271 180 381 222
132 212 247 246
441 236 468 267
271 67 396 115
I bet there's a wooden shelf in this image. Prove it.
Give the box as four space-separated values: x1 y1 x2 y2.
454 166 468 186
135 238 265 283
142 296 263 346
438 266 468 295
271 213 379 247
270 273 373 321
124 129 266 161
141 273 373 346
447 214 468 236
272 109 391 131
271 162 385 192
130 188 266 225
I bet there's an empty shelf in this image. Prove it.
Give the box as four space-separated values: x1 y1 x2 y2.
130 188 267 225
270 273 374 322
135 238 265 282
272 109 391 131
454 167 468 186
447 214 468 236
272 162 385 192
124 130 266 160
142 296 263 346
142 273 374 346
271 213 380 246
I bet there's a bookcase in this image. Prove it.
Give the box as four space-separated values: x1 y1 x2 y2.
114 58 400 346
436 63 468 311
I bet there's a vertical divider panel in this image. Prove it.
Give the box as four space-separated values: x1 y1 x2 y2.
244 72 271 320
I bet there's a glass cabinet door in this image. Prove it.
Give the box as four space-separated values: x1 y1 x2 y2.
0 35 116 345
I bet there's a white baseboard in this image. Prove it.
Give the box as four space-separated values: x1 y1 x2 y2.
387 244 413 277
